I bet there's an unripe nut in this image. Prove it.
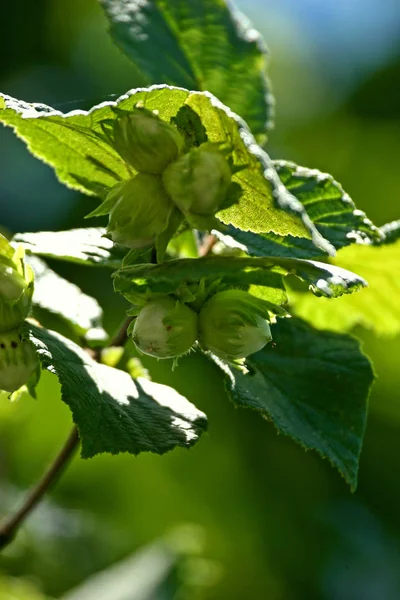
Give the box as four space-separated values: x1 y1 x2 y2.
113 109 184 174
163 144 232 215
0 237 34 333
107 174 173 248
132 297 198 359
0 263 27 302
0 330 38 393
199 290 272 361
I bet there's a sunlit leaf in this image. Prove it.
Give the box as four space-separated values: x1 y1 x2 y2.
0 94 129 196
27 256 107 342
14 228 126 269
222 161 382 259
0 87 332 252
289 240 400 336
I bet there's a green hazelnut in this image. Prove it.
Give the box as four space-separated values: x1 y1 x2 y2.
0 263 27 302
0 237 34 333
107 174 174 248
132 297 198 359
0 329 38 393
163 143 231 215
199 289 272 361
113 108 184 174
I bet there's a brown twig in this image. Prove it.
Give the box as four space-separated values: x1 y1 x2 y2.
0 316 133 551
198 233 217 257
90 316 133 361
0 426 79 549
108 316 133 347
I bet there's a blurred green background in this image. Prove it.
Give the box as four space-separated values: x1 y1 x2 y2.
1 0 400 598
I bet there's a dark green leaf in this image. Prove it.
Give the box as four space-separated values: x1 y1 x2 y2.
113 255 366 305
214 318 374 490
100 0 274 138
215 226 324 260
24 324 207 457
276 161 382 250
14 228 126 269
222 161 382 259
27 256 107 342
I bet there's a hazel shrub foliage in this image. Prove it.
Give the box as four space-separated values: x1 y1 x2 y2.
0 0 386 489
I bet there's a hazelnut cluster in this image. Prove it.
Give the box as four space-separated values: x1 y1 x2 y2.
97 108 232 249
0 236 38 393
132 290 272 362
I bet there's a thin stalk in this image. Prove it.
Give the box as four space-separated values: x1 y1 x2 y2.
0 427 79 549
198 233 217 257
0 316 132 550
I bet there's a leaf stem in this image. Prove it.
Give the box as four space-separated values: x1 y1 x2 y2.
0 316 133 551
